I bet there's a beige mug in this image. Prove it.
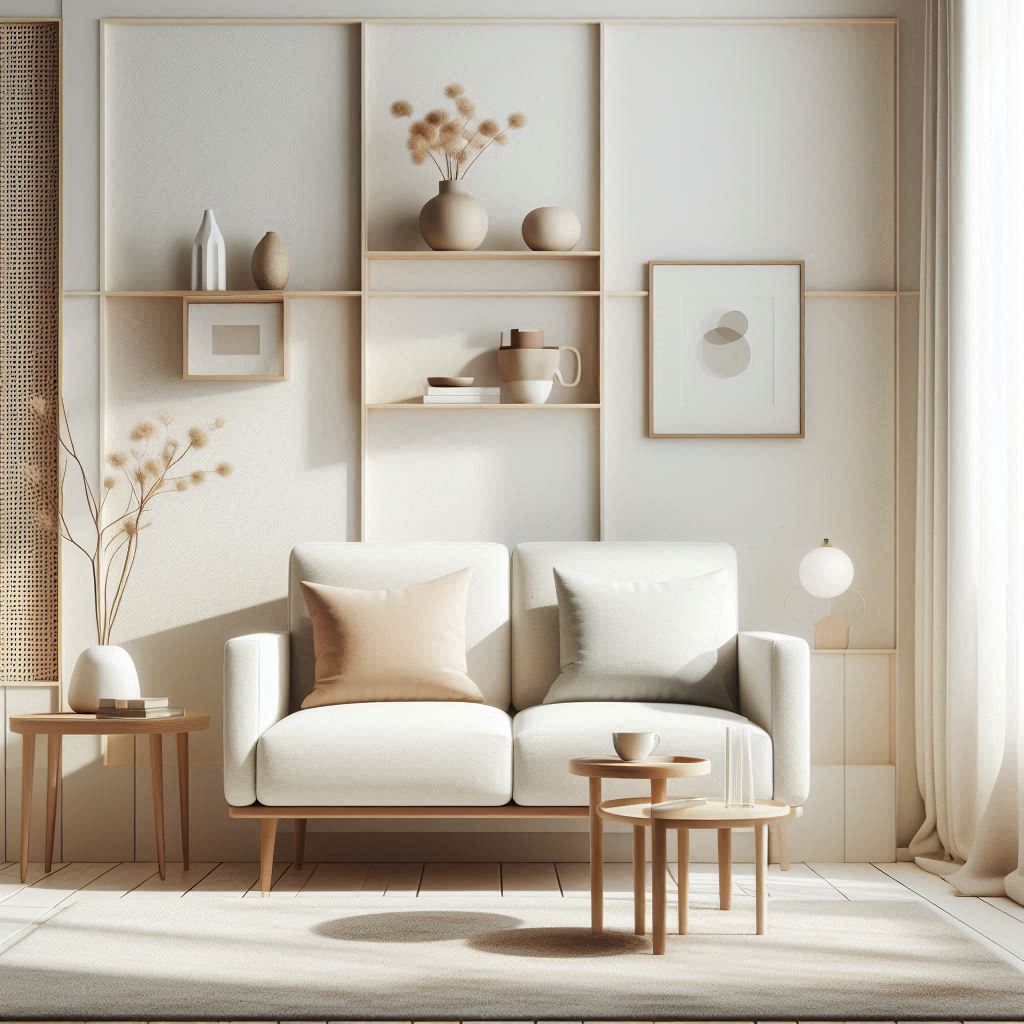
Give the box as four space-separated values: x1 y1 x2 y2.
497 345 582 404
612 731 661 762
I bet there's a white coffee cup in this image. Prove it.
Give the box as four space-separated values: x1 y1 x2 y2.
613 731 660 761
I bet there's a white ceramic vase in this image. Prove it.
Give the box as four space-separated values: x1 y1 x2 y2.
521 206 581 252
419 181 488 251
67 645 141 713
191 208 226 291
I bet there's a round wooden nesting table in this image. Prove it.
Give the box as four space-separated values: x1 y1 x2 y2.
568 755 711 934
9 711 210 884
600 796 791 953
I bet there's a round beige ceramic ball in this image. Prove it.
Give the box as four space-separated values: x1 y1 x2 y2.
521 206 581 252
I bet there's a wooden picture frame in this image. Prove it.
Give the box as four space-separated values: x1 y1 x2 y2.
647 259 805 438
182 294 288 381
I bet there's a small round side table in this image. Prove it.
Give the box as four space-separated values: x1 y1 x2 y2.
9 711 210 884
599 795 792 953
568 755 711 934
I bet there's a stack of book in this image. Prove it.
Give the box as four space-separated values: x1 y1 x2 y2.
96 697 184 720
423 385 500 405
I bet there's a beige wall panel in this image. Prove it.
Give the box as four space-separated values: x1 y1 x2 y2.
366 23 598 252
604 23 896 291
810 654 844 765
104 24 361 291
62 10 100 290
604 297 896 647
58 298 138 860
845 764 896 862
366 409 599 545
788 764 844 863
844 654 892 766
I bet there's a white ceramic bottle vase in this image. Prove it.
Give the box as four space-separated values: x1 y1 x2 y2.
67 645 141 713
191 208 226 291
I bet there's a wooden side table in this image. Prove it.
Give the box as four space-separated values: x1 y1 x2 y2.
599 795 792 953
9 711 210 884
568 755 711 933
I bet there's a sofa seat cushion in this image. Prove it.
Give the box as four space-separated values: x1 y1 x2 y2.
256 702 512 806
512 701 773 806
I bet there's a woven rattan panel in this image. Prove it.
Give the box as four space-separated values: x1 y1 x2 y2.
0 23 59 684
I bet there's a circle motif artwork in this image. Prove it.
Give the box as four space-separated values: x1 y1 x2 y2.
701 310 751 377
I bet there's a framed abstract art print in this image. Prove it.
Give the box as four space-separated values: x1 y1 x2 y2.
648 260 804 438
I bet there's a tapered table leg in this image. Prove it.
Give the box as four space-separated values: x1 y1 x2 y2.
260 818 278 896
755 822 768 935
176 733 190 872
589 776 603 932
20 733 36 883
44 734 61 873
678 827 689 935
149 733 166 880
777 821 790 871
652 819 667 955
632 824 646 935
718 827 732 910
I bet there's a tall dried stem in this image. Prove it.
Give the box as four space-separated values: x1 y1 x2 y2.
23 399 232 646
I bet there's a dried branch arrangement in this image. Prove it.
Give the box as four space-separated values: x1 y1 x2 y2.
390 82 525 180
23 397 232 645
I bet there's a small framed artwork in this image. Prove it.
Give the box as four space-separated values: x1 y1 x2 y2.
648 260 804 438
182 297 287 381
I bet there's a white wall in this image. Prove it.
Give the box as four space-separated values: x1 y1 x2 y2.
1 0 925 865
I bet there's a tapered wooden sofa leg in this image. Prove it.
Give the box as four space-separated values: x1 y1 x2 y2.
293 818 307 870
259 817 278 896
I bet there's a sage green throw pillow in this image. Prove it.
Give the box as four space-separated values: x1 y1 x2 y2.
543 566 735 710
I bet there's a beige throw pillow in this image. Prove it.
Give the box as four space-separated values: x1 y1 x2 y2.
299 568 485 709
543 566 736 710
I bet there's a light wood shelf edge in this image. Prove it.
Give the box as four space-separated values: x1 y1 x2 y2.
367 290 600 298
367 402 601 410
367 250 600 260
104 289 361 299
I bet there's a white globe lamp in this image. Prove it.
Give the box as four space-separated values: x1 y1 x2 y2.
798 539 854 599
798 539 856 650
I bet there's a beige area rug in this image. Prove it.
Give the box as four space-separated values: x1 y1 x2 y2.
2 894 1023 1020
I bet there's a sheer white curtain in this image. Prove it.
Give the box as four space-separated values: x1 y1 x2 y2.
913 0 1024 904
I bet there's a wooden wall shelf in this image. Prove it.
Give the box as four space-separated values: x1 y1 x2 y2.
367 290 600 298
367 250 600 261
368 402 601 411
104 289 361 299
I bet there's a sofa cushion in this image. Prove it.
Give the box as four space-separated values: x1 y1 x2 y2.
300 569 484 709
512 542 739 710
289 543 510 712
512 701 772 806
545 566 734 710
256 702 512 806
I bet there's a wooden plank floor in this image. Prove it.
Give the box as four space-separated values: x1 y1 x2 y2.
0 859 1022 1024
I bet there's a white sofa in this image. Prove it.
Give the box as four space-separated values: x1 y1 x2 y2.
224 541 809 890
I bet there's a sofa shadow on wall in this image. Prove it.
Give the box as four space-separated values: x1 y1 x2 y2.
60 601 284 864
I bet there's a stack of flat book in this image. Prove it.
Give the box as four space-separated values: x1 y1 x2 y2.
423 385 500 405
96 697 184 720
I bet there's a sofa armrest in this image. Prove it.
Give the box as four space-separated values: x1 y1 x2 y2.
223 632 290 806
738 631 810 807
